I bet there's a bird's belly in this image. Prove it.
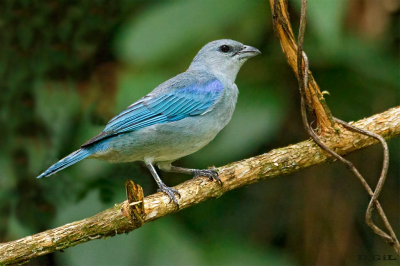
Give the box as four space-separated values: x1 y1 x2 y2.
91 84 237 164
91 114 225 163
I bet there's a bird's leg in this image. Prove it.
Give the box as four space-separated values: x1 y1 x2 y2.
146 163 181 206
158 163 222 185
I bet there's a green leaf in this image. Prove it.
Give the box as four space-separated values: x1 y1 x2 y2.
115 0 260 65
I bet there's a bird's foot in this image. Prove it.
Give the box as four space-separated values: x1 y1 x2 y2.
157 184 181 207
193 169 222 185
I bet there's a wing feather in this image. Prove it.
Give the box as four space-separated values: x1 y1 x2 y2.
81 79 223 147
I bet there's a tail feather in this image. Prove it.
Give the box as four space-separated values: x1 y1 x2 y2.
37 148 92 178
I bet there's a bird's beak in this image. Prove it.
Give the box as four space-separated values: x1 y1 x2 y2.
235 45 261 58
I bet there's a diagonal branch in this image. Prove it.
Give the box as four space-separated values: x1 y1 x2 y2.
0 106 399 265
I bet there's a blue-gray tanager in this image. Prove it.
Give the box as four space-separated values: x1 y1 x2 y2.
37 39 260 205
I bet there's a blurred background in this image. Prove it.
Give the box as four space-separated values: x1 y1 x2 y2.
0 0 399 265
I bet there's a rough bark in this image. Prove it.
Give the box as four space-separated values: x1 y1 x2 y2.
269 0 399 254
0 106 399 265
270 0 335 130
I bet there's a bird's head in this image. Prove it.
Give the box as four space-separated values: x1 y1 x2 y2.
189 39 261 83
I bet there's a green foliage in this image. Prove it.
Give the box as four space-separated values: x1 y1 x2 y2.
115 0 266 66
1 0 399 265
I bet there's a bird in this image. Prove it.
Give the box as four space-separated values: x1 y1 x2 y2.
37 39 260 206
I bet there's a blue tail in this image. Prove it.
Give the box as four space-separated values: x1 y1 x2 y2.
37 148 92 178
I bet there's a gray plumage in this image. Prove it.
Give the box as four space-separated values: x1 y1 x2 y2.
38 39 260 206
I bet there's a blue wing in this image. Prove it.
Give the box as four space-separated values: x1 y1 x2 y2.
81 79 223 147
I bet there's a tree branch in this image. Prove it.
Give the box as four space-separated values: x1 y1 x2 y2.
270 0 399 254
1 106 399 265
270 0 335 131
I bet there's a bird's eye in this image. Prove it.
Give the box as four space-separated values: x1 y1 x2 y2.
219 45 231 53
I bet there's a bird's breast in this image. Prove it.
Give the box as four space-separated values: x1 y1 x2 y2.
206 82 238 128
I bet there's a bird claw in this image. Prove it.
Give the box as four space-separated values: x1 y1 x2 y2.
157 184 181 207
193 169 222 185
